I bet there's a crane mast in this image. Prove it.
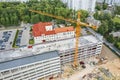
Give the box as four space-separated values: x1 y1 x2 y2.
74 12 81 67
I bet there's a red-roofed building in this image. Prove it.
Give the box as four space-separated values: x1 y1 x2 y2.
55 26 74 33
32 22 75 44
32 22 53 37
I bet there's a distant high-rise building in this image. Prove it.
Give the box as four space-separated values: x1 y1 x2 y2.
106 0 120 5
96 0 104 3
97 0 120 5
62 0 97 12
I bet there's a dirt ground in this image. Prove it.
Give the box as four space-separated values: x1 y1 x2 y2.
100 44 119 61
99 45 120 76
99 59 120 76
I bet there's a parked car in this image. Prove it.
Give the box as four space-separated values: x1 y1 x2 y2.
82 65 86 68
79 61 85 65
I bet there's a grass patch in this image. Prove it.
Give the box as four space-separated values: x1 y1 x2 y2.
30 26 33 32
12 30 19 48
113 16 120 23
29 39 34 44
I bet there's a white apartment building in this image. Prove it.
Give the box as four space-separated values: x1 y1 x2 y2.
97 0 120 5
96 0 104 3
62 0 97 12
0 0 97 11
0 51 61 80
106 0 120 5
32 22 75 44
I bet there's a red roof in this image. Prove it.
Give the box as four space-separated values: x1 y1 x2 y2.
32 22 74 37
55 26 74 33
32 22 55 37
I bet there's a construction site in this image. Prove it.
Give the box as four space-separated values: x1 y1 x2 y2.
30 10 120 80
0 9 120 80
52 45 120 80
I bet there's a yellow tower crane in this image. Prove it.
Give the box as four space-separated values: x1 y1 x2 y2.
29 10 97 67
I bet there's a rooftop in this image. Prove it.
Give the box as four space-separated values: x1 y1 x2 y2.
0 51 59 71
32 22 54 37
32 22 74 37
86 17 101 27
0 35 102 63
110 31 120 37
55 26 74 33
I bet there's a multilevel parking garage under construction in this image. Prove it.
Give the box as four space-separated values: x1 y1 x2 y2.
0 51 61 80
0 22 103 80
0 35 103 80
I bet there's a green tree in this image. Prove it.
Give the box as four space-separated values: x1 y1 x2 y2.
107 34 114 43
97 21 108 35
0 18 5 26
108 19 115 32
23 15 30 23
31 14 40 24
95 5 101 10
114 22 120 31
103 3 108 10
5 17 10 26
114 41 120 50
10 17 14 25
94 11 99 20
115 6 120 15
14 16 19 25
0 0 84 27
77 10 89 21
103 13 112 20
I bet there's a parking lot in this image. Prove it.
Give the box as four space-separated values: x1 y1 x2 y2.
0 29 17 50
15 25 30 47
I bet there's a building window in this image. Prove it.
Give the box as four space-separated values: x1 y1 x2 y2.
11 68 19 73
92 47 96 50
21 66 26 70
14 76 21 80
1 70 10 75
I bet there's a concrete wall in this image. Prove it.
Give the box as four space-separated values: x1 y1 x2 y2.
34 31 75 44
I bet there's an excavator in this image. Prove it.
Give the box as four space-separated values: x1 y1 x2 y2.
29 9 97 68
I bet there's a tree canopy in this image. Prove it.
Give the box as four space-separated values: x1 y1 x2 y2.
95 5 102 10
115 6 120 15
0 0 88 27
94 11 120 50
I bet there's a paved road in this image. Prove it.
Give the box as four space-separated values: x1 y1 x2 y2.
19 24 30 47
87 27 120 56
